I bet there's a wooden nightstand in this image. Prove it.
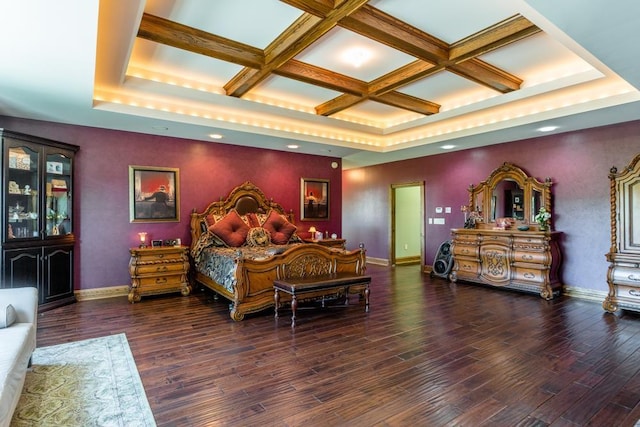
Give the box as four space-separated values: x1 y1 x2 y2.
128 246 191 303
303 238 346 249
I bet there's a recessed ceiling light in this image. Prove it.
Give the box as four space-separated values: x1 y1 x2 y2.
287 144 299 149
441 144 456 150
537 126 558 132
209 133 223 139
342 47 372 68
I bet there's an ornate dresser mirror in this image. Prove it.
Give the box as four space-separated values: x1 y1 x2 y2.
451 162 562 300
467 162 552 230
604 153 640 313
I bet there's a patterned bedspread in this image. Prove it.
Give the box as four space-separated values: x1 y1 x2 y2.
192 232 300 293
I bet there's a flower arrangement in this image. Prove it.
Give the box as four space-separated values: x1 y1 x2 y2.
534 207 551 230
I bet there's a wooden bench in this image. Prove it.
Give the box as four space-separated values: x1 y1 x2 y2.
274 273 371 327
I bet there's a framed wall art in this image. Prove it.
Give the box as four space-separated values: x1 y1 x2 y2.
301 178 329 221
129 166 180 222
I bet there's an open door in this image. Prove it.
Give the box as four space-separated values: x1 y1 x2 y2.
391 182 424 266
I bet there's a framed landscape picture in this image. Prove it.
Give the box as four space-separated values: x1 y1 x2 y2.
301 178 329 221
129 166 180 222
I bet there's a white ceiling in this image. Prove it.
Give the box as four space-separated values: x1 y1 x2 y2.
1 0 639 169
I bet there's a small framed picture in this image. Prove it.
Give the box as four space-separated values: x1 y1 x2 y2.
46 161 63 174
151 240 163 247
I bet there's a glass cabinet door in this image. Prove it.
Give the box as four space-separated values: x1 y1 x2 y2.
6 145 40 239
45 152 72 237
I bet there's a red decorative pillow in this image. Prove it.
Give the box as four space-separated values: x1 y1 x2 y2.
210 211 250 247
262 210 297 245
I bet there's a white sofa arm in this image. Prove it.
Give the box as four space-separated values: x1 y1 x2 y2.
0 287 38 325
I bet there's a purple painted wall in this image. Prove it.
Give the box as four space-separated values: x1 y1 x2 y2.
0 116 342 290
343 121 640 293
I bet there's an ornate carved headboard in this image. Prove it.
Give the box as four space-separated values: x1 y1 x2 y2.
189 181 294 246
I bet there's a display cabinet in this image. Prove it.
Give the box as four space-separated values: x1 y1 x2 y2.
604 153 640 313
1 129 78 311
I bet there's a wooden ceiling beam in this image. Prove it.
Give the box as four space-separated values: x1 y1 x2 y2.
225 0 369 97
449 15 541 62
137 13 264 69
339 6 527 95
368 60 441 96
372 92 440 116
274 59 367 96
340 5 448 63
279 0 334 16
316 93 364 116
449 58 522 93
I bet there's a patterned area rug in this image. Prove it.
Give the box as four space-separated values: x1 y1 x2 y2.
11 333 155 427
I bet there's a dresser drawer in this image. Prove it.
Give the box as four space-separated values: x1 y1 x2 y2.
132 261 187 275
610 266 640 286
513 251 548 264
453 243 478 258
483 234 511 245
613 284 640 302
453 233 479 244
455 259 479 274
135 252 185 263
138 274 186 288
513 237 546 251
512 266 543 283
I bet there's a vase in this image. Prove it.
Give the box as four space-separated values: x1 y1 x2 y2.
539 224 548 231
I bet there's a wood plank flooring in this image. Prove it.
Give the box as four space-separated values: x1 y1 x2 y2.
36 264 640 426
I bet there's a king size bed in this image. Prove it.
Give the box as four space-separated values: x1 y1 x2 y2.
189 181 367 321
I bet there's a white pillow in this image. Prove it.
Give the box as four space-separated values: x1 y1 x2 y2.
0 304 16 328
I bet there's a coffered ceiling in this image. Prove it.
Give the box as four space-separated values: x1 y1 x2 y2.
1 0 639 168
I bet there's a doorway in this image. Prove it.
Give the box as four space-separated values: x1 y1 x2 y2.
391 182 424 266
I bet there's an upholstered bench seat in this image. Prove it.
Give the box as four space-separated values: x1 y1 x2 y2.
274 273 371 327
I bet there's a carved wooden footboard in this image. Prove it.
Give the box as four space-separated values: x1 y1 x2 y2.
205 244 365 321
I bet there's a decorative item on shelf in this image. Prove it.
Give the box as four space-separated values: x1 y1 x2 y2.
464 211 482 229
494 217 514 230
138 232 148 248
517 225 530 231
461 205 469 223
8 181 20 194
331 233 337 239
308 226 316 239
535 207 551 231
152 240 163 247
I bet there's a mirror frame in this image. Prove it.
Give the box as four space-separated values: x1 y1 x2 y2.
467 162 552 230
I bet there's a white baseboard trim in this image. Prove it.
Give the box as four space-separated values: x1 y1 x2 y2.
366 257 389 266
75 285 129 301
563 286 607 303
72 279 607 306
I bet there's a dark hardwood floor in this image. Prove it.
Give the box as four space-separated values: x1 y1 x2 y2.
36 264 640 426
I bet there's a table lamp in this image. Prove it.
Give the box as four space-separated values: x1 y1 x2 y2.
138 232 148 248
